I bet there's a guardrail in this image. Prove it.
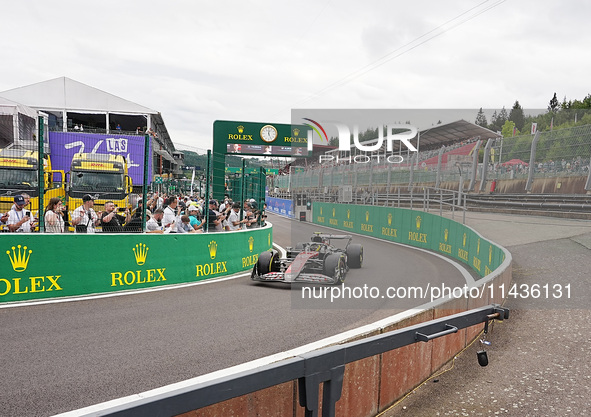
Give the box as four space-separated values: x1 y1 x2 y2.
56 304 509 417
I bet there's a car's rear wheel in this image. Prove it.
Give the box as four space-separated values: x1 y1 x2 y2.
256 250 279 275
346 244 363 268
323 253 346 284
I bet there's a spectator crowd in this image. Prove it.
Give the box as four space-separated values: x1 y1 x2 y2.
0 192 266 234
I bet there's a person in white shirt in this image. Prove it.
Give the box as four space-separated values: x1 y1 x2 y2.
44 197 65 233
71 194 100 233
146 208 164 233
162 196 179 232
226 202 247 231
7 195 33 232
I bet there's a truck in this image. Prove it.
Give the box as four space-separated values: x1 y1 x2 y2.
0 148 65 214
66 152 133 212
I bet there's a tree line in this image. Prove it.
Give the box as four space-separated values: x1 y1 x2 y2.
475 92 591 137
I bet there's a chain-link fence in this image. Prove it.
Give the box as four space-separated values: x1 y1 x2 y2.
1 129 269 233
274 124 591 194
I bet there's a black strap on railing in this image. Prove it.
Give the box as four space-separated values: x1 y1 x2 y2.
67 304 509 417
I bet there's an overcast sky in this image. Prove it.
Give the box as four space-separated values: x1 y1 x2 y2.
1 0 589 151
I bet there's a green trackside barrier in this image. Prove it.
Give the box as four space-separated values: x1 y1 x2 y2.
313 203 505 278
0 226 273 303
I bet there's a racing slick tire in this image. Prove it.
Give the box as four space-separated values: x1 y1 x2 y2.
346 244 363 268
323 253 346 284
256 250 279 275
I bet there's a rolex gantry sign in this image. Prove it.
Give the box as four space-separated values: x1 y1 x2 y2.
212 120 312 201
213 120 311 158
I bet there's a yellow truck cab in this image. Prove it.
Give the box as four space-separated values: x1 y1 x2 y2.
66 152 132 213
0 148 65 216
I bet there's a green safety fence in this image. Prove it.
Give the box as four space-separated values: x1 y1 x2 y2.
313 203 505 278
0 226 272 303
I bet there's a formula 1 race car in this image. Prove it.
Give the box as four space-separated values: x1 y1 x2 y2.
251 233 363 285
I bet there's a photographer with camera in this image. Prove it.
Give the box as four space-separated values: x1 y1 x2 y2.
72 194 100 233
7 195 33 233
44 197 66 233
100 201 130 233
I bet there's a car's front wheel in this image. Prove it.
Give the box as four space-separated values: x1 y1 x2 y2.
255 250 279 275
323 253 346 284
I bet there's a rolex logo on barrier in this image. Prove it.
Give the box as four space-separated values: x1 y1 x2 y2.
320 207 323 215
409 216 427 244
329 207 338 226
382 211 397 238
209 240 218 259
477 238 481 255
268 233 271 247
132 244 149 266
248 236 254 252
237 125 244 134
2 245 63 296
347 209 350 219
7 245 32 272
489 245 493 264
198 240 228 277
361 211 373 232
439 229 452 254
293 128 300 136
458 232 469 262
110 245 166 288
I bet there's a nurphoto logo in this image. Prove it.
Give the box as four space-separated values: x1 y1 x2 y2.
301 118 418 165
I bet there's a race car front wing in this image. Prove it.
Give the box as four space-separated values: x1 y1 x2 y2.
251 271 339 285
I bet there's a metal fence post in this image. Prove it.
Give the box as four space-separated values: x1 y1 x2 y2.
204 150 211 232
435 145 444 189
525 131 541 193
37 116 45 233
141 134 150 231
479 139 492 192
585 157 591 191
468 139 481 192
408 153 415 192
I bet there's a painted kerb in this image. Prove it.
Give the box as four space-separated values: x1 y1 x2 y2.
0 225 272 303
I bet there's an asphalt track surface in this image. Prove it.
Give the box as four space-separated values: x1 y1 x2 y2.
0 213 471 416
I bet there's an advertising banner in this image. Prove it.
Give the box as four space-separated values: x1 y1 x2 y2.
313 202 504 278
0 226 272 303
48 132 152 185
265 197 294 218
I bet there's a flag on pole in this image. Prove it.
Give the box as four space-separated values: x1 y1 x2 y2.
531 122 537 135
190 168 195 195
550 117 554 131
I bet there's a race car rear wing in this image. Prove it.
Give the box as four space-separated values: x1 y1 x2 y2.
313 233 352 240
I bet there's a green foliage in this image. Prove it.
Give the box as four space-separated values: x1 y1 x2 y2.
489 107 508 132
509 100 525 131
501 120 517 138
475 107 488 127
548 92 559 113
